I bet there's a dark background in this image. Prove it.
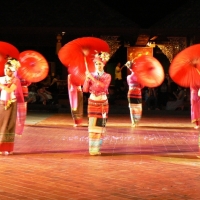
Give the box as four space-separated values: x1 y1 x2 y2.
100 0 188 28
0 0 190 79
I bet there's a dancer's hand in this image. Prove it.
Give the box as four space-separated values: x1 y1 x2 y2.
0 84 5 89
85 71 93 80
198 89 200 97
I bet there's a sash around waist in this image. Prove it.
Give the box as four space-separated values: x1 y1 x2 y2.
90 93 107 100
0 99 17 104
129 86 141 90
88 99 108 106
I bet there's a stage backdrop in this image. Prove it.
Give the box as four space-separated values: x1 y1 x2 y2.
127 47 153 61
127 47 153 75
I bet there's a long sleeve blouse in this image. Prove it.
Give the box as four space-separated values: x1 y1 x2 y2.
83 72 111 96
127 73 142 88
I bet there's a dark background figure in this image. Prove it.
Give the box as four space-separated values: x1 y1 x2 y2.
26 85 39 104
37 86 54 105
49 74 60 94
115 62 125 99
166 85 185 110
166 74 178 101
157 78 169 109
107 85 116 105
48 74 60 105
145 87 159 110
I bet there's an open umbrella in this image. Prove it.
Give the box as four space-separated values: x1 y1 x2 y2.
132 55 165 87
0 41 20 76
169 44 200 87
18 50 49 82
58 37 110 85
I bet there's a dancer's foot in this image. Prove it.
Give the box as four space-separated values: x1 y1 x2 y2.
1 151 10 155
131 124 136 127
90 152 101 156
194 125 199 129
73 124 82 127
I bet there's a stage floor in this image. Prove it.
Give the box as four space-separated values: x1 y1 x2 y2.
1 110 200 200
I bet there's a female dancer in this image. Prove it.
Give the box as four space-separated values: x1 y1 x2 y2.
68 74 83 127
190 85 200 129
126 61 143 127
0 58 22 155
83 51 111 156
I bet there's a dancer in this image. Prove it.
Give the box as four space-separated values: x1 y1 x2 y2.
190 85 200 129
0 58 22 155
68 74 83 127
125 61 143 127
83 51 111 156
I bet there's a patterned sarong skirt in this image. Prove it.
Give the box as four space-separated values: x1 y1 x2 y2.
128 87 142 125
0 101 17 152
88 99 109 154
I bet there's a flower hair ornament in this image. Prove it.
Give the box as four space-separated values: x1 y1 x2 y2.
5 57 21 72
125 61 135 70
93 51 110 64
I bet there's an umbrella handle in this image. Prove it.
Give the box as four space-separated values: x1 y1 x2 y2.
196 68 200 75
84 56 89 72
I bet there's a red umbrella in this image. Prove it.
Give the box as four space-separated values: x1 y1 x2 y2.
58 37 110 85
132 55 165 87
18 50 49 82
169 44 200 87
0 41 20 76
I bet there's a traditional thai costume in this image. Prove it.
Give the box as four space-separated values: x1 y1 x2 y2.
83 71 111 155
0 58 24 154
127 72 143 127
0 78 17 154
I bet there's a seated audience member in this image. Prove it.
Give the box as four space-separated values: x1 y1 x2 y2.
157 78 169 109
166 86 185 110
26 85 38 103
37 86 53 105
49 74 60 94
145 87 159 110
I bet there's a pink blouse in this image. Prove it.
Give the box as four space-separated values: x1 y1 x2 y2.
0 76 24 103
127 73 142 88
190 85 200 122
83 72 111 96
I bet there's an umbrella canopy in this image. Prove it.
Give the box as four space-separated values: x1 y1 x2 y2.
169 44 200 87
0 41 20 76
18 50 49 82
132 55 165 87
58 37 110 85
